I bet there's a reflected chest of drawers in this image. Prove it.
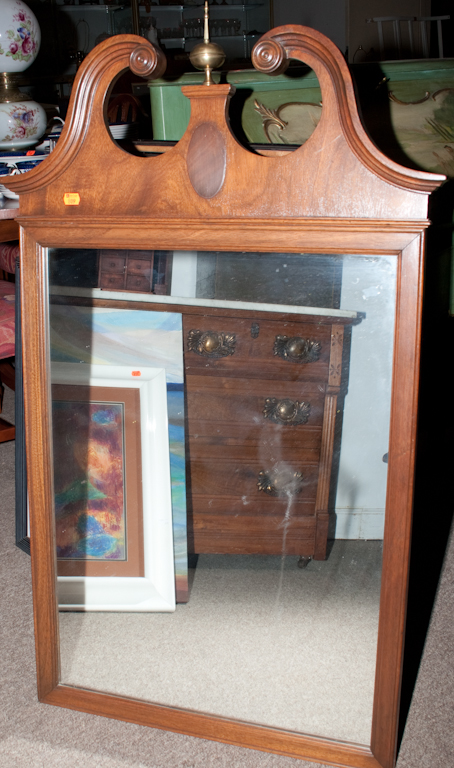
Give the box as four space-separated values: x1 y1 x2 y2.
182 309 353 560
98 249 155 293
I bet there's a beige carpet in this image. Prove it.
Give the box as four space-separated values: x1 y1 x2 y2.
60 543 381 745
1 386 453 768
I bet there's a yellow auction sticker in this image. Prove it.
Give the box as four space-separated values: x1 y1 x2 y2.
63 192 80 206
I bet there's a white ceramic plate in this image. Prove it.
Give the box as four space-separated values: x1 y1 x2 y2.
109 122 139 140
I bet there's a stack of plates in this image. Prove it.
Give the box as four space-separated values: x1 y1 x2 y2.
109 123 139 141
0 151 47 200
0 149 47 164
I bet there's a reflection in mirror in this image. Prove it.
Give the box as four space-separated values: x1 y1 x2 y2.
48 249 396 745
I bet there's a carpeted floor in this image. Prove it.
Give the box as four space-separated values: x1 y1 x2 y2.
59 541 382 745
1 385 453 768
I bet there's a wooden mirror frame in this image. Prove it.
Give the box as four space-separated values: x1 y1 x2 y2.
7 26 445 768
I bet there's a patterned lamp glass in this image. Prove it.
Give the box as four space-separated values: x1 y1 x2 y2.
0 0 45 150
0 0 40 73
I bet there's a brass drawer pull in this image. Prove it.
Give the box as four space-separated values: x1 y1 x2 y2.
263 398 311 426
187 329 236 358
257 468 304 497
274 335 321 363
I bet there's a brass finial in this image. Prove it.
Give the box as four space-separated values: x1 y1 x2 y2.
189 1 225 85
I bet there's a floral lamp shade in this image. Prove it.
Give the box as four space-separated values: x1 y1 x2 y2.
0 0 46 151
0 0 40 72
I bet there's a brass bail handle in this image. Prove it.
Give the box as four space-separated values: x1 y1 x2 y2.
257 467 304 497
187 329 236 358
263 398 311 426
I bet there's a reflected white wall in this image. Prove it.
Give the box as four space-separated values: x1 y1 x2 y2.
170 251 198 297
336 255 397 539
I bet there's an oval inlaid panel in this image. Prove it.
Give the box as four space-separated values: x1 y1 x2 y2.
187 122 226 199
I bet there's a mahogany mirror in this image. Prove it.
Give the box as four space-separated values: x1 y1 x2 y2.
7 25 444 768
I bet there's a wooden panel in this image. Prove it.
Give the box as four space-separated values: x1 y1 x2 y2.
191 511 317 556
0 216 19 242
187 122 227 199
186 373 328 396
0 416 15 443
371 236 425 767
42 684 380 768
128 250 155 261
189 429 322 460
19 219 432 256
21 235 60 700
190 495 317 518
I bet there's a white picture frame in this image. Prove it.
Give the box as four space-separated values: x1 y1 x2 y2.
51 362 176 612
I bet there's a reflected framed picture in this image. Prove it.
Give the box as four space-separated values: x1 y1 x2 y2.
49 304 188 602
51 363 176 612
52 385 143 578
16 304 189 602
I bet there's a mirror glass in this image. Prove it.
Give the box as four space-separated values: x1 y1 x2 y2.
47 248 397 745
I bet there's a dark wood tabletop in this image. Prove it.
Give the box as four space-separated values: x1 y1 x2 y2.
0 200 20 241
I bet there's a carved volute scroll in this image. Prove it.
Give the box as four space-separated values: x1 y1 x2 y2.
251 28 442 193
7 36 166 198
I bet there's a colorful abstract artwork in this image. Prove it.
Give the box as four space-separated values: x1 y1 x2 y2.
50 305 189 600
52 399 126 561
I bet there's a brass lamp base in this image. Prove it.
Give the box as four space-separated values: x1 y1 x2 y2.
0 72 32 104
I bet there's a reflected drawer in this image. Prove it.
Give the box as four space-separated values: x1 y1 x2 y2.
100 254 126 273
186 388 325 429
99 273 125 290
183 314 331 381
190 504 317 556
126 274 151 292
127 258 152 276
190 458 319 500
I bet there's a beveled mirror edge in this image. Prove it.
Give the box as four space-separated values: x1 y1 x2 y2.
20 221 428 768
